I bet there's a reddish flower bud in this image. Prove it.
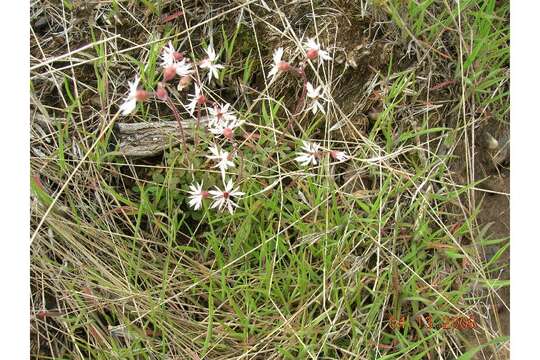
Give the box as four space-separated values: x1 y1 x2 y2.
155 83 168 100
306 48 319 60
223 127 233 140
173 51 183 61
277 61 290 72
197 95 207 105
163 66 177 82
36 310 48 320
135 89 149 102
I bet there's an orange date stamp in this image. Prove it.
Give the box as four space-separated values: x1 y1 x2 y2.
388 313 477 331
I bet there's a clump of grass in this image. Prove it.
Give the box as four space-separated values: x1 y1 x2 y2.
31 1 509 359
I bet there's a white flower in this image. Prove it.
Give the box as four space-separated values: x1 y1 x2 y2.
119 76 140 116
330 150 349 162
304 38 332 61
209 178 244 214
187 181 208 210
268 47 289 79
186 84 206 115
306 82 327 114
209 117 244 139
295 141 321 167
207 102 243 140
208 103 236 128
207 145 235 179
160 42 192 82
199 45 224 81
160 41 178 68
175 59 193 77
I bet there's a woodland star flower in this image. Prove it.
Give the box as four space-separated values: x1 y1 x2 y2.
295 141 321 167
304 38 332 61
306 82 327 114
208 103 236 128
186 84 206 115
199 44 224 81
268 47 290 79
160 41 189 81
330 150 350 162
119 76 147 116
187 181 208 210
209 117 244 140
174 59 193 77
209 178 245 214
207 145 235 179
160 41 183 68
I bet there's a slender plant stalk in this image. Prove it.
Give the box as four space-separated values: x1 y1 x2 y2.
293 65 308 117
165 97 188 153
195 105 201 147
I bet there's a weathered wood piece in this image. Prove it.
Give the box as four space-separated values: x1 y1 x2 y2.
113 118 209 157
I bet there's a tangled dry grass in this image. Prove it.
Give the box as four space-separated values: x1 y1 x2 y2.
30 1 509 359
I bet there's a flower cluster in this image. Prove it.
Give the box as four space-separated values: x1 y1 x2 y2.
119 42 226 117
118 41 244 214
266 38 351 166
187 179 244 214
295 141 350 167
208 103 244 140
268 39 334 116
116 36 351 214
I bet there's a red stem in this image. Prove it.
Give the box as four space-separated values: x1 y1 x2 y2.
286 64 308 133
293 73 308 116
165 97 188 153
195 105 201 146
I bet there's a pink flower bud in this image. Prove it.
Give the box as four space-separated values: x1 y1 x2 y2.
173 51 183 61
197 95 207 105
277 61 290 72
306 48 318 60
223 127 233 140
155 83 168 100
135 89 149 102
163 66 177 82
36 310 48 320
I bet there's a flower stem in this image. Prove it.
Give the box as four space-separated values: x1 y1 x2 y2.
285 64 308 134
293 73 308 116
165 97 188 154
195 105 201 147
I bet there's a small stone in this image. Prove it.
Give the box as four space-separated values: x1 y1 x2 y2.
34 16 49 32
485 132 499 150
